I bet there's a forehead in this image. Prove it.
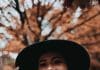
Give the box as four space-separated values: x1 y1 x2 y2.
39 52 63 60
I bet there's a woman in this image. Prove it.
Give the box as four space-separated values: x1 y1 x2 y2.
15 40 90 70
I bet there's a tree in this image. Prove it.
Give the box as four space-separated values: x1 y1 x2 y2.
0 0 100 70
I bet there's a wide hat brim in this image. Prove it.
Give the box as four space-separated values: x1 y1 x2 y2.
15 40 90 70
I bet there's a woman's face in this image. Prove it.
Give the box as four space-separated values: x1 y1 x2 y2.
39 52 68 70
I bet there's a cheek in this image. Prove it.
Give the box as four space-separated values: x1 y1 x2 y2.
39 65 68 70
39 65 48 70
3 66 13 70
54 64 68 70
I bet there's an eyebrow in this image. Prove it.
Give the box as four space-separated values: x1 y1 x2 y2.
39 56 64 63
39 59 47 63
52 56 64 61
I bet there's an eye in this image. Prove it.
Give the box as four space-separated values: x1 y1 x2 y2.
39 62 47 67
53 59 64 64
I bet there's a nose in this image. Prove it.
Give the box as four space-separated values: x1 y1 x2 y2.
47 65 54 70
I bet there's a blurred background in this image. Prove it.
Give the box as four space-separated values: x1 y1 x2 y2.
0 0 100 70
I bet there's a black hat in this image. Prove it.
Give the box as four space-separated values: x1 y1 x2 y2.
15 40 90 70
